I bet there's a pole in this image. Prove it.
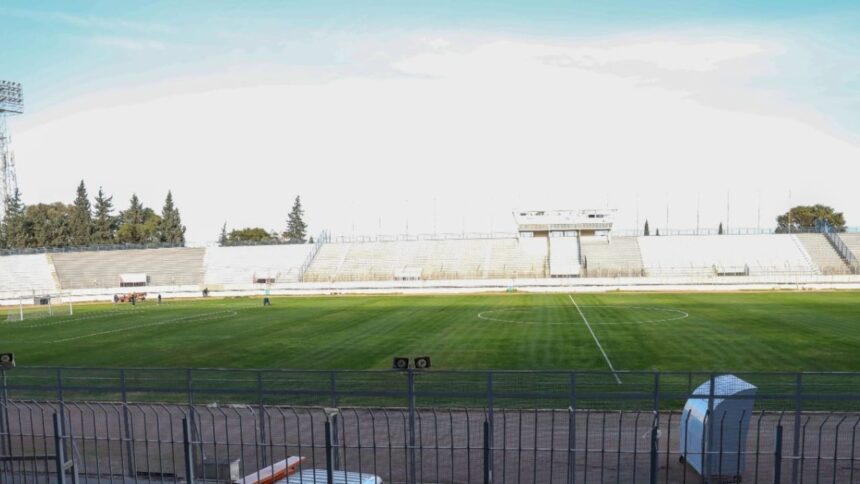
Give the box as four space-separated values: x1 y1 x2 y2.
407 369 417 484
183 417 195 484
774 425 784 484
53 413 67 484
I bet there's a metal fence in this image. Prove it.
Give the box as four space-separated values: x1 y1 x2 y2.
1 368 858 483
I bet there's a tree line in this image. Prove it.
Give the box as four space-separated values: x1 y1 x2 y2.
641 205 845 235
218 195 310 245
0 181 185 249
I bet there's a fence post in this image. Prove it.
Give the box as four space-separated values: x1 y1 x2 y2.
486 371 494 480
329 371 338 408
120 369 135 477
483 419 491 484
568 372 577 484
53 413 66 484
0 369 8 457
705 374 716 478
649 416 658 484
407 369 417 484
791 373 802 484
183 416 195 484
325 419 335 484
774 425 783 484
257 370 268 467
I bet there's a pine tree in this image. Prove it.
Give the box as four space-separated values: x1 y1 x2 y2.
718 222 724 235
655 228 661 236
158 191 186 245
2 189 28 249
218 222 228 246
643 219 650 236
284 195 307 243
70 180 93 246
117 194 146 244
92 187 117 244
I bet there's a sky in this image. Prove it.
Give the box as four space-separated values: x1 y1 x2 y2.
2 0 860 243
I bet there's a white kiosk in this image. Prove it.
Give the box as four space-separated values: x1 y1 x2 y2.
679 374 757 480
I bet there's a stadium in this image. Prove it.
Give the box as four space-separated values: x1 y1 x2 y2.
1 206 859 482
3 2 860 482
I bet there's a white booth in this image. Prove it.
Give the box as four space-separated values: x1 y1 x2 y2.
679 374 757 480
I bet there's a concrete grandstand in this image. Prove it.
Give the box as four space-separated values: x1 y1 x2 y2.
2 232 859 305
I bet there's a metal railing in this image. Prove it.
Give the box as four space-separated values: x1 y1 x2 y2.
825 232 860 274
0 368 858 482
0 242 185 257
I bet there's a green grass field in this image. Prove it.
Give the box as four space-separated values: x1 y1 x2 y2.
2 291 859 372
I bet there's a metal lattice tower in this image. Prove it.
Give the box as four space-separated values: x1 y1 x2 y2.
0 80 24 221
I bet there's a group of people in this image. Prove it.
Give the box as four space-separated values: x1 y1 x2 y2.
112 293 162 305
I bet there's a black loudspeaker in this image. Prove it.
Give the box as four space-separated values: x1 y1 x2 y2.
414 356 431 369
0 353 15 369
392 357 410 370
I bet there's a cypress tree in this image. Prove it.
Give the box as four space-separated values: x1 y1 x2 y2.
117 194 146 243
158 191 186 245
643 219 650 236
92 188 117 244
70 180 93 246
1 189 26 249
718 222 724 235
218 222 228 246
284 195 307 243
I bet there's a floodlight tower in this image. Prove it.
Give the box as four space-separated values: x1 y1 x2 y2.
0 80 23 221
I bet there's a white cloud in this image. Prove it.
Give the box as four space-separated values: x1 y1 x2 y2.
13 36 860 242
90 35 166 51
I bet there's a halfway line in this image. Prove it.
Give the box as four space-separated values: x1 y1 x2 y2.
568 294 622 385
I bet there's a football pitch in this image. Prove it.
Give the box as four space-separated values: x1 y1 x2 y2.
1 291 859 371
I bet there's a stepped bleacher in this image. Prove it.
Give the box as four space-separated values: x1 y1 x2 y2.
3 231 860 298
0 254 59 295
637 234 816 277
794 233 849 275
203 245 314 286
303 238 547 282
839 233 860 262
581 236 644 277
51 248 206 289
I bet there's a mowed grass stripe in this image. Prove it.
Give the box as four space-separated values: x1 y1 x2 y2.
1 292 858 371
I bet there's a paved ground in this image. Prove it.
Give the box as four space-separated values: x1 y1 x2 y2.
1 402 858 483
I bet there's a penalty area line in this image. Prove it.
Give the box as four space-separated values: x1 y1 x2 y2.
568 294 622 385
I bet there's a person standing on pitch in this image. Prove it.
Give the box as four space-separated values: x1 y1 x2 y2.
263 287 271 306
157 294 162 305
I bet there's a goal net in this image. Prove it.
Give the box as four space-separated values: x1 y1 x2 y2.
6 293 74 322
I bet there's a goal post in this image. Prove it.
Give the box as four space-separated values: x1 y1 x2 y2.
5 293 73 322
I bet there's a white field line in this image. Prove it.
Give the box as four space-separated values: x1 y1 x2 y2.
568 295 622 385
50 310 237 343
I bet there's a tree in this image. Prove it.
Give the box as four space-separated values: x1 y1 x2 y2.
308 236 314 244
643 219 650 236
284 195 307 243
2 189 28 249
718 222 724 235
655 228 661 236
228 227 273 243
776 205 846 233
24 203 75 247
158 191 186 245
218 222 228 246
92 187 117 244
117 194 162 244
69 180 93 246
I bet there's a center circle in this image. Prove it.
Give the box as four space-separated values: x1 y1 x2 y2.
477 305 689 325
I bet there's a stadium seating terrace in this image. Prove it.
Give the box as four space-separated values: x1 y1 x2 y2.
0 230 857 302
